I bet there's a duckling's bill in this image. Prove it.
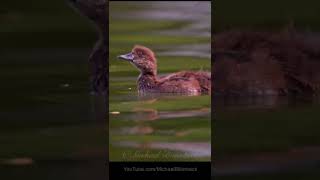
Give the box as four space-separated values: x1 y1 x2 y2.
117 52 134 61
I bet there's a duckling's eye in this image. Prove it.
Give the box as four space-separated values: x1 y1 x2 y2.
135 50 145 57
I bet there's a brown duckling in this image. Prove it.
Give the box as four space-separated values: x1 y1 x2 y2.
118 45 211 95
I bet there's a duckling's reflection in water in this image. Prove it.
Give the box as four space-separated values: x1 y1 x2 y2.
116 91 210 120
117 141 211 158
120 125 154 135
131 107 210 121
128 97 210 122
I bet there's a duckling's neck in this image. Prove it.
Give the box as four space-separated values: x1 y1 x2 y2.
137 72 158 92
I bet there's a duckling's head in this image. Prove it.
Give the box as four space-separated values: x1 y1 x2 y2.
118 45 157 75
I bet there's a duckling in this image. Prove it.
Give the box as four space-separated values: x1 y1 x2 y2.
118 45 211 95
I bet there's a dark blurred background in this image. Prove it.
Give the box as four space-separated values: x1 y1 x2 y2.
0 0 107 179
213 0 320 32
214 0 320 179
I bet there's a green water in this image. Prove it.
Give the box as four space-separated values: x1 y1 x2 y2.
109 1 211 161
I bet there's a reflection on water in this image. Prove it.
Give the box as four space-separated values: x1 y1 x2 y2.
111 98 211 158
119 125 154 135
109 95 211 161
112 106 210 121
117 141 211 158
